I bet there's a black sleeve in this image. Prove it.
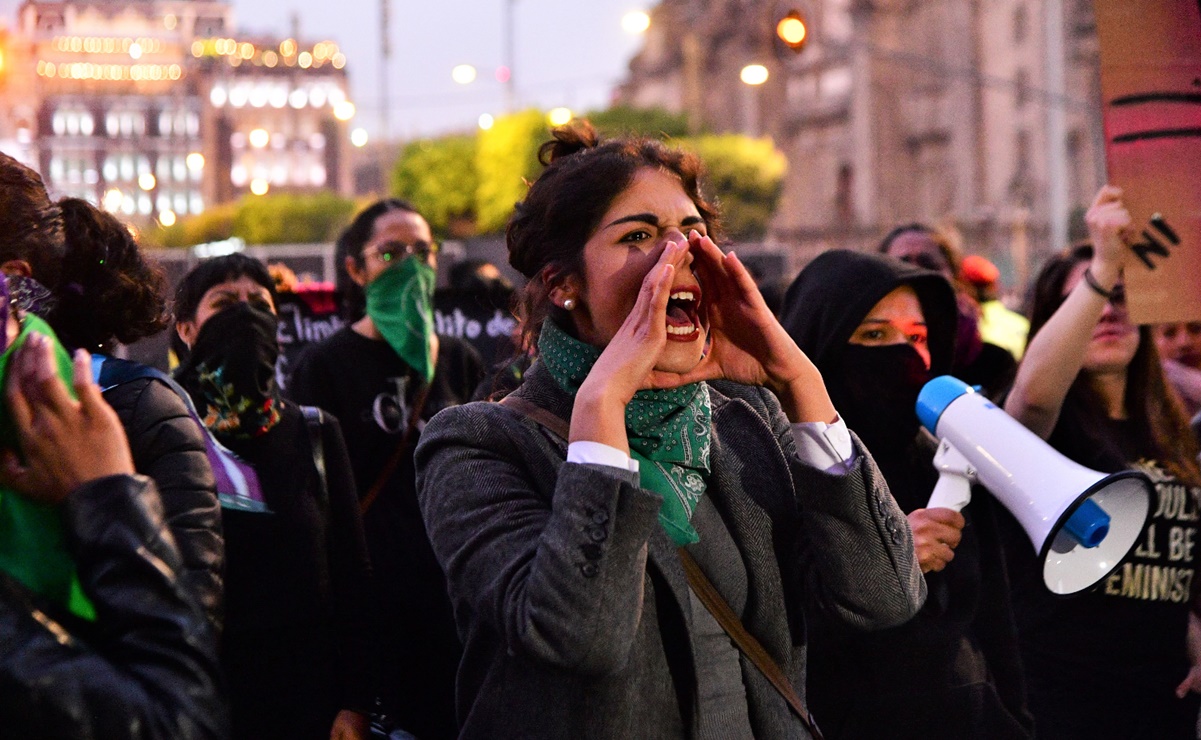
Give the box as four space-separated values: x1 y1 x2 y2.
0 475 228 740
321 414 383 714
106 378 225 636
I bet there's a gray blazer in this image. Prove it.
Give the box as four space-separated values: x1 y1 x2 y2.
415 363 925 738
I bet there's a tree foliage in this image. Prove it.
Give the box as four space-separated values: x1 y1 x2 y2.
677 134 787 240
474 109 548 234
585 106 691 139
391 134 479 236
374 110 787 242
152 192 358 248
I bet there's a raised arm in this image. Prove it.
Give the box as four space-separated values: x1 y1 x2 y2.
1004 186 1130 438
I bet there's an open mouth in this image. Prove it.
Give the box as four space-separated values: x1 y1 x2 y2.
665 285 703 340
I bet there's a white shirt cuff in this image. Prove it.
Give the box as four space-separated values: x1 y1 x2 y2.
568 441 640 473
791 416 857 475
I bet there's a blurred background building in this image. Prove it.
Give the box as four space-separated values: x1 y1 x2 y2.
0 0 356 226
617 0 1107 286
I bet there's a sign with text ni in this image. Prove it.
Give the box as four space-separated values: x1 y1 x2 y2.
1095 0 1201 323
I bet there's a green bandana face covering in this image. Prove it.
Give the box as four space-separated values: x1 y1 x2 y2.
365 256 437 384
539 319 712 546
0 315 96 621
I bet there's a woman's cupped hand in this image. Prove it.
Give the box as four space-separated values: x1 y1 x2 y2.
578 231 836 426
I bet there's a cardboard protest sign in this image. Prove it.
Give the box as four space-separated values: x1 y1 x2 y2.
1095 0 1201 323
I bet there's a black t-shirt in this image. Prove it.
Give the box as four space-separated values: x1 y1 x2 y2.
284 327 482 740
999 408 1201 739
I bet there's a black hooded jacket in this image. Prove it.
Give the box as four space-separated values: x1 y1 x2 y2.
780 250 1033 739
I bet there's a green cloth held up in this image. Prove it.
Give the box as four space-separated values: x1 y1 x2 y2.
539 319 712 546
0 315 96 621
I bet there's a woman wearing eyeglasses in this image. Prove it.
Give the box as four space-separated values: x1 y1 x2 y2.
287 199 483 739
1002 186 1201 739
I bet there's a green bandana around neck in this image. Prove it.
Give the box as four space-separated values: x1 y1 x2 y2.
365 256 437 384
0 315 96 621
539 319 712 546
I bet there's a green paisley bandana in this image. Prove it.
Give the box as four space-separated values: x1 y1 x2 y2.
365 256 437 384
0 315 96 621
539 319 711 545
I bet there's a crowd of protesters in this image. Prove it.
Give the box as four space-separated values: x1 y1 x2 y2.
1 115 1199 740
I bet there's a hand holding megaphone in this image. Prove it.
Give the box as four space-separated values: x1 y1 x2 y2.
916 376 1153 595
907 507 965 573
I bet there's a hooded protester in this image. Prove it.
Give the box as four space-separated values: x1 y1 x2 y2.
780 249 1033 739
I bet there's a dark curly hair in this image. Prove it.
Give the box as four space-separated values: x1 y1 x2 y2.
46 198 169 352
0 153 66 289
507 120 721 350
334 198 421 321
1028 242 1201 487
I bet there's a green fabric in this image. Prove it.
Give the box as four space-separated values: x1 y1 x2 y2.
365 256 437 384
539 319 711 545
0 315 96 621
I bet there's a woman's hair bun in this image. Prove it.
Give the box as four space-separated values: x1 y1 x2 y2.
538 120 599 166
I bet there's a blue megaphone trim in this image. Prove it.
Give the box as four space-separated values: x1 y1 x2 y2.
916 375 975 435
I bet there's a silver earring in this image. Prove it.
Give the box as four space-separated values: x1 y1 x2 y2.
562 297 576 311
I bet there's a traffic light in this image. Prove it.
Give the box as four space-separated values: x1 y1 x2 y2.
776 9 808 54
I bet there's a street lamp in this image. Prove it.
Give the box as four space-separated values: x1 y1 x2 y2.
452 64 477 84
547 107 573 126
622 10 651 34
739 64 769 136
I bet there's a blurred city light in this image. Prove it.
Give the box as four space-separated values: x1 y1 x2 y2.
248 127 270 148
333 100 356 121
495 66 511 83
740 64 769 85
102 188 122 212
159 209 177 227
186 152 205 171
776 10 808 53
249 178 269 195
351 127 369 147
478 113 495 130
547 107 573 126
138 172 156 190
622 11 651 34
452 64 477 84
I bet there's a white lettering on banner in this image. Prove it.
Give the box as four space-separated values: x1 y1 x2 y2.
435 308 516 340
1151 483 1199 522
276 304 344 345
1103 563 1194 603
1134 523 1162 559
1168 526 1195 562
1101 459 1201 603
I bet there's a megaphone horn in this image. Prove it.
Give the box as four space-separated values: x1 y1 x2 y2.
916 376 1152 596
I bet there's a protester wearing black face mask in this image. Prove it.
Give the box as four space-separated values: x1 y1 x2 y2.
780 250 1033 740
174 254 381 740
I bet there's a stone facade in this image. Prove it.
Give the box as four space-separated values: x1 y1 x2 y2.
617 0 1107 290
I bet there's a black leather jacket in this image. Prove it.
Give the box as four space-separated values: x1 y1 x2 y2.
0 474 229 739
104 376 225 634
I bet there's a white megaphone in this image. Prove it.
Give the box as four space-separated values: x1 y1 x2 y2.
916 376 1153 596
